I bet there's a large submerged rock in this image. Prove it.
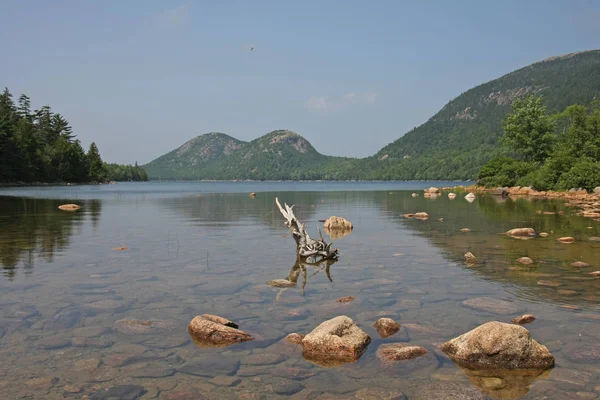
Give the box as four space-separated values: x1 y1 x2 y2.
188 314 253 348
302 316 370 367
440 321 555 369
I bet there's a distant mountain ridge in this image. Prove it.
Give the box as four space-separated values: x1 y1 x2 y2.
145 50 600 180
144 130 347 180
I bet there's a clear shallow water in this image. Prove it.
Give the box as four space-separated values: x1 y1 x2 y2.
0 182 598 399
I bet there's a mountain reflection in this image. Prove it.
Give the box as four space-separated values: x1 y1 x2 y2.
0 196 101 278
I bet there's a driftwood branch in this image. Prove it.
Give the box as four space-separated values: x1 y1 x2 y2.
276 197 339 262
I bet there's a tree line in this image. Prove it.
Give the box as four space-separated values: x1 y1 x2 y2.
478 95 600 190
0 88 147 183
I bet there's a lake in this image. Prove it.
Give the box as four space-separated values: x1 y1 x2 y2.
0 181 598 400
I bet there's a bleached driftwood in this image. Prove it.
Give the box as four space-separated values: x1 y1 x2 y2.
276 197 339 262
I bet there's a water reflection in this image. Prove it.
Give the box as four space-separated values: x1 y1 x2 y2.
0 196 102 278
268 259 336 296
458 366 551 400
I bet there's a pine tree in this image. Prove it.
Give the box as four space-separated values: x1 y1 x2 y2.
87 142 106 182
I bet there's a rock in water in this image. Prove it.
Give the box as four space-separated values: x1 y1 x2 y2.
48 307 81 330
302 316 370 366
517 257 534 265
337 296 356 303
465 192 476 202
462 297 523 315
376 343 428 362
512 314 536 325
464 252 478 265
58 204 80 211
200 314 238 328
571 261 590 267
557 237 575 244
285 333 305 344
440 321 554 369
506 228 536 238
373 318 400 338
448 193 457 199
324 216 353 230
425 187 440 194
89 385 146 400
188 315 253 348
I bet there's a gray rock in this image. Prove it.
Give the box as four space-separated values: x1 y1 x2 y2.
89 385 146 400
47 307 80 330
3 304 39 319
594 187 600 194
178 357 240 377
268 378 304 395
461 297 524 315
36 336 71 350
413 381 488 400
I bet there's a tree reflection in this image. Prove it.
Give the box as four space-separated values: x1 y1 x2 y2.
0 197 101 278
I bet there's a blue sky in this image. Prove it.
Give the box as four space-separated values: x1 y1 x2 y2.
1 1 599 163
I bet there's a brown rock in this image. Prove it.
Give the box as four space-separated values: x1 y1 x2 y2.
512 314 536 325
540 232 549 237
376 343 428 362
440 321 555 369
301 316 371 365
323 216 353 231
558 236 575 243
413 212 429 220
249 192 256 197
114 319 175 335
464 252 478 265
188 315 253 348
571 261 590 268
590 271 600 277
448 193 457 199
25 376 58 391
373 318 400 338
425 187 440 194
337 296 356 303
517 257 534 265
557 289 578 296
506 228 536 238
563 343 600 363
460 228 471 232
411 193 418 197
462 297 524 315
113 246 128 251
285 333 304 344
537 280 562 287
58 204 80 211
199 314 238 328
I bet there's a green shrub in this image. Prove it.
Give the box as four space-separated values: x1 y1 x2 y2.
478 157 536 187
556 160 600 191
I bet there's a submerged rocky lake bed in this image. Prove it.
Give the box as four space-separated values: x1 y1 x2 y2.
0 182 599 399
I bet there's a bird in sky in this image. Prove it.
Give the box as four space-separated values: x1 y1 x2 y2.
250 47 255 51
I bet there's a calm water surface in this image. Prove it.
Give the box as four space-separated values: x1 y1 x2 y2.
0 182 598 399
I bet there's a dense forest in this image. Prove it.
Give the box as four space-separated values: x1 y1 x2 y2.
478 95 600 190
0 88 147 183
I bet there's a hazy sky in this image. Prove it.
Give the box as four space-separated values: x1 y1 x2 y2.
2 1 600 164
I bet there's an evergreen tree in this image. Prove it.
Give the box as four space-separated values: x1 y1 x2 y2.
87 142 106 182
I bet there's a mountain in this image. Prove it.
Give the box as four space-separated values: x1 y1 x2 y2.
144 132 246 179
145 50 600 180
145 130 347 180
366 50 600 180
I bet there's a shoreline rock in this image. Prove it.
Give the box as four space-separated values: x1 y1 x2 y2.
301 316 371 366
188 314 253 348
440 321 555 369
373 318 400 338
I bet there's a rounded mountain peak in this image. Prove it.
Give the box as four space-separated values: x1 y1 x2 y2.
256 130 317 154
